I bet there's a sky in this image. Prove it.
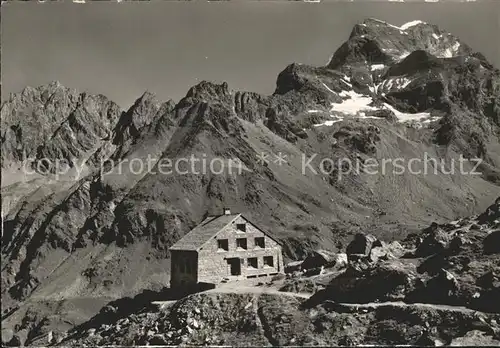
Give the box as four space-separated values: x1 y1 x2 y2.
2 1 499 109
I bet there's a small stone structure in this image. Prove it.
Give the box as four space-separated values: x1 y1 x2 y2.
169 209 284 287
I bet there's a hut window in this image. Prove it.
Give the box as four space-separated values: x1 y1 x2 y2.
236 238 247 250
247 257 258 269
263 256 274 267
217 239 229 251
255 237 265 248
236 223 246 232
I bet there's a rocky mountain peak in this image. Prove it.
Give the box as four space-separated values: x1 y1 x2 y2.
185 81 232 101
130 90 162 114
330 18 471 70
112 90 166 145
1 82 122 169
176 81 235 124
137 90 158 103
40 80 65 91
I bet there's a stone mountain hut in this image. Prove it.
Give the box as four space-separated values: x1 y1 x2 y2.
169 209 284 287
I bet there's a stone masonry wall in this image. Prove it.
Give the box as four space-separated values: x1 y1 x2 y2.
197 215 284 284
170 250 198 287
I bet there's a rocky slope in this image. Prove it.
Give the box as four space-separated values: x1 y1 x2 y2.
2 18 500 345
14 198 497 347
308 198 499 311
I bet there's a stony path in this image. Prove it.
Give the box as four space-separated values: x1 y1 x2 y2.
151 300 177 309
152 285 490 317
324 300 488 315
206 285 312 299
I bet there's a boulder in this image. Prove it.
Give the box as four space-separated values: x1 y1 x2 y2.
415 229 452 257
441 269 459 291
408 268 460 304
323 259 419 303
477 270 500 289
477 199 500 226
416 332 446 347
450 330 500 346
1 328 14 345
301 250 337 270
304 267 323 277
335 253 348 268
7 335 22 347
149 334 170 346
369 241 406 263
346 233 380 257
449 235 468 254
345 256 373 275
285 261 303 274
483 230 500 254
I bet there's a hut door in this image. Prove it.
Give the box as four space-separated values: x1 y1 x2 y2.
227 258 241 276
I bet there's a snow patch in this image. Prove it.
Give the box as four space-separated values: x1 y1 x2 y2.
331 90 378 115
400 20 425 30
441 41 461 58
314 79 441 127
382 103 433 122
399 52 410 60
374 77 412 93
371 64 386 71
369 19 402 31
400 77 412 89
314 119 341 127
322 83 336 95
421 116 442 124
339 79 352 89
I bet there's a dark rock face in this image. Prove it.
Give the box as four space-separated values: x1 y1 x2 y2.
346 233 380 257
369 241 405 263
112 92 173 146
407 268 461 305
415 227 452 257
483 230 500 254
303 199 500 314
328 18 472 69
318 259 419 303
478 199 500 225
1 81 122 171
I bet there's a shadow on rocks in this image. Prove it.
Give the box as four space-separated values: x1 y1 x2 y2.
59 285 203 345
